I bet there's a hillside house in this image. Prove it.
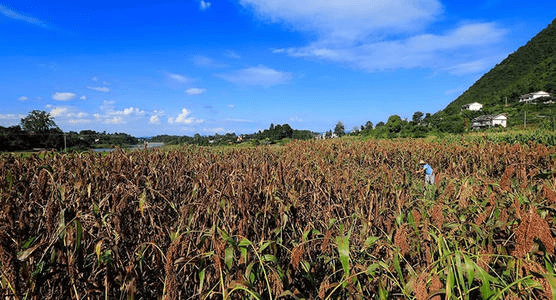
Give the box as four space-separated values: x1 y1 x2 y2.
519 91 551 103
461 102 483 111
471 114 507 130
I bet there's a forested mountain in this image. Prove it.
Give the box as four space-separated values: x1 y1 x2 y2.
440 18 556 126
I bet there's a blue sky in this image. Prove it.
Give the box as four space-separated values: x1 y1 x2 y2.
1 0 555 136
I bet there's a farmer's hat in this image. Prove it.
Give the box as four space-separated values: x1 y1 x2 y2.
419 160 425 165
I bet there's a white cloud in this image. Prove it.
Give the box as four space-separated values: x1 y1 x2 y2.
239 0 442 42
203 128 228 134
91 76 99 81
0 114 24 126
100 100 115 112
0 114 24 120
87 86 110 93
52 92 76 101
0 4 50 29
68 119 92 124
444 57 500 75
18 96 28 101
241 0 507 74
283 22 507 73
289 116 303 122
186 88 207 95
168 108 204 124
228 104 235 109
217 65 292 87
106 106 146 117
49 106 69 117
166 72 191 83
199 0 212 11
46 105 91 124
80 96 87 100
149 115 161 124
106 117 124 124
192 55 226 68
92 101 152 125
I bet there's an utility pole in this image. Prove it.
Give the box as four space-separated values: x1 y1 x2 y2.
64 132 67 152
524 110 527 129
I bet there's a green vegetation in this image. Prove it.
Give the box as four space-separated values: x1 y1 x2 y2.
149 123 318 146
0 110 138 152
440 17 556 127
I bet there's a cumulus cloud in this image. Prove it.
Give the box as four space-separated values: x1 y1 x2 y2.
46 105 91 124
92 101 151 125
217 65 292 87
80 96 87 100
109 107 146 116
105 117 124 124
87 86 110 93
18 96 28 101
0 4 50 29
149 115 161 124
168 108 204 124
199 0 211 11
48 106 69 117
186 88 207 95
52 92 76 101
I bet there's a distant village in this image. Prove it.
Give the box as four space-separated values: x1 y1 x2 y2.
461 91 552 130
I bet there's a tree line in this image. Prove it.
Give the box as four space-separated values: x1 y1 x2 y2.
149 123 318 146
0 110 138 151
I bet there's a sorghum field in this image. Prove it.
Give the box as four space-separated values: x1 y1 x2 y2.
1 139 556 299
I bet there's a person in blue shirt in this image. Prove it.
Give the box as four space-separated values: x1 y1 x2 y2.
419 160 435 185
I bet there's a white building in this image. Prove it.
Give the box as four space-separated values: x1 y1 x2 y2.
471 114 507 130
461 102 483 111
519 91 551 103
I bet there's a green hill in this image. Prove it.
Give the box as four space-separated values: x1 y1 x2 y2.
441 18 556 128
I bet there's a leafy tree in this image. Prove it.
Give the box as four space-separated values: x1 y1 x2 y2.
20 110 58 133
386 115 403 134
334 122 345 137
365 121 373 130
412 111 424 124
